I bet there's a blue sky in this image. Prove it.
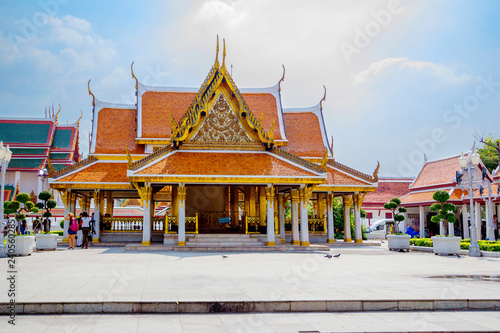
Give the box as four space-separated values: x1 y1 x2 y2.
0 0 499 177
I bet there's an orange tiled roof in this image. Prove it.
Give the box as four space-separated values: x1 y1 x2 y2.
136 152 317 177
364 180 412 203
140 91 283 140
400 191 437 204
95 109 144 154
282 113 325 157
325 166 372 186
243 93 282 141
56 162 130 183
141 92 195 138
411 156 460 188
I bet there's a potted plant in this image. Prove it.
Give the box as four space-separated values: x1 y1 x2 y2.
34 191 58 250
430 190 460 255
4 193 40 256
384 197 410 251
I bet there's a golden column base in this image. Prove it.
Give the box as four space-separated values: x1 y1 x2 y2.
355 239 363 243
291 240 300 245
92 238 100 243
177 241 186 246
327 239 335 243
281 239 286 244
344 238 352 242
62 238 68 243
300 241 310 246
141 241 151 246
266 241 276 246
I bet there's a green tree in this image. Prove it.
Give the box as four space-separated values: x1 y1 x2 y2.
430 190 456 229
478 136 500 172
383 197 406 233
35 191 57 233
4 193 40 230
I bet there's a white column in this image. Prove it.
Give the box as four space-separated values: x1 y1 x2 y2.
290 190 300 245
343 196 352 242
439 221 444 235
475 202 482 240
278 194 285 244
327 193 335 243
299 187 310 246
142 199 151 246
353 194 362 243
462 204 469 239
449 221 454 236
486 201 494 240
419 206 425 238
266 185 275 246
93 192 100 242
177 185 186 246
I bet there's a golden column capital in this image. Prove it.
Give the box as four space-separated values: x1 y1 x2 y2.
343 195 353 207
278 193 284 206
265 185 275 202
290 189 299 203
326 193 334 206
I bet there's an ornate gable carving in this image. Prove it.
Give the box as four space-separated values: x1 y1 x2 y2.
189 94 256 144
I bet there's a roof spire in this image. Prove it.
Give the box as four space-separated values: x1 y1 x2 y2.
131 61 138 90
55 104 61 123
88 79 95 107
222 38 226 69
52 103 55 117
278 65 285 91
214 35 220 68
45 107 47 118
320 85 326 110
372 161 380 182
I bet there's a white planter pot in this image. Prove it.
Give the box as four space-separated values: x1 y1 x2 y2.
387 234 410 251
431 236 461 255
14 236 35 256
35 234 59 250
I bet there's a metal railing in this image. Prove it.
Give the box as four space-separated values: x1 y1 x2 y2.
165 214 198 234
245 216 260 234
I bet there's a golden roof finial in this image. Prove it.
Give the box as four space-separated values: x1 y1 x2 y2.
320 85 326 110
222 38 226 69
45 107 47 118
46 159 54 175
55 104 61 123
268 119 275 142
278 64 285 91
131 61 138 90
170 113 178 137
321 148 328 172
373 161 380 182
330 135 334 159
88 132 91 154
88 79 95 107
125 144 133 169
258 112 264 126
77 110 83 128
214 35 220 68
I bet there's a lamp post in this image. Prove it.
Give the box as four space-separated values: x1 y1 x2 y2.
0 141 13 258
38 167 49 192
458 149 481 257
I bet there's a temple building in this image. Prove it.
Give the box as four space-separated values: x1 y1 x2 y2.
400 154 499 240
49 39 379 246
0 106 80 204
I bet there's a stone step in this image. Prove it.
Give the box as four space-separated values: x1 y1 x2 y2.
186 242 265 247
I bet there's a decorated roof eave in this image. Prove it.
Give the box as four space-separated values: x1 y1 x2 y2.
49 182 133 190
326 161 379 184
315 185 377 193
126 175 325 185
49 156 99 179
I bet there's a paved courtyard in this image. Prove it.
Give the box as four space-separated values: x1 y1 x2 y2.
2 244 500 332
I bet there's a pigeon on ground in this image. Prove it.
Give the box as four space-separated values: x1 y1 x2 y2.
324 254 333 259
381 240 385 243
333 254 341 258
455 254 461 258
221 254 228 259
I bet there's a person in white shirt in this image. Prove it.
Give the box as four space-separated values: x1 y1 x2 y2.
80 212 91 249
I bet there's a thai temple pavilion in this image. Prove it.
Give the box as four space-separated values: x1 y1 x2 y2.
49 39 379 247
0 106 80 202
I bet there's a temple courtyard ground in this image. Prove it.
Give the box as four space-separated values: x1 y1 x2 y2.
1 243 500 332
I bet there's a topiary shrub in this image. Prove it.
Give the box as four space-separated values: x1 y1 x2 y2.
430 190 456 232
383 197 406 234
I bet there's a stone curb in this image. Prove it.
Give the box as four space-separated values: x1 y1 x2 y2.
410 245 500 257
2 299 499 315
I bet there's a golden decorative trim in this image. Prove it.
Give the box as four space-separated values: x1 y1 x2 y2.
300 241 310 246
177 241 186 246
265 185 275 204
46 159 54 175
130 145 175 171
344 238 352 242
327 160 376 183
266 241 276 246
142 241 151 246
355 239 363 243
320 148 328 172
343 195 353 207
125 144 133 169
273 146 323 173
281 239 286 243
131 61 138 90
318 186 376 192
135 139 171 145
51 183 133 190
128 176 324 184
291 240 300 245
88 79 95 107
51 156 98 178
327 239 335 243
373 161 380 182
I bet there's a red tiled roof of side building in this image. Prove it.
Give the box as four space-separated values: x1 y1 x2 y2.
282 113 325 157
56 162 130 183
325 166 372 186
136 152 317 177
411 156 461 188
140 91 283 140
364 180 412 204
243 93 283 141
95 109 144 154
141 92 195 138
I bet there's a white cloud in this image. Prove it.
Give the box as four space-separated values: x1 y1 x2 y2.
353 57 472 85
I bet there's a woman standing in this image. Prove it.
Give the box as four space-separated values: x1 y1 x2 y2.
80 212 91 249
65 213 78 249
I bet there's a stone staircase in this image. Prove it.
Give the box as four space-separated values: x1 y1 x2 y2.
186 234 265 247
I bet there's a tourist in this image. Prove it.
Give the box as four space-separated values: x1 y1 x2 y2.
20 219 27 235
32 217 42 234
65 213 77 249
494 215 498 240
80 212 91 249
76 213 83 248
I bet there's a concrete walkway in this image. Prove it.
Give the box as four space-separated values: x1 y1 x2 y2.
1 244 500 331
